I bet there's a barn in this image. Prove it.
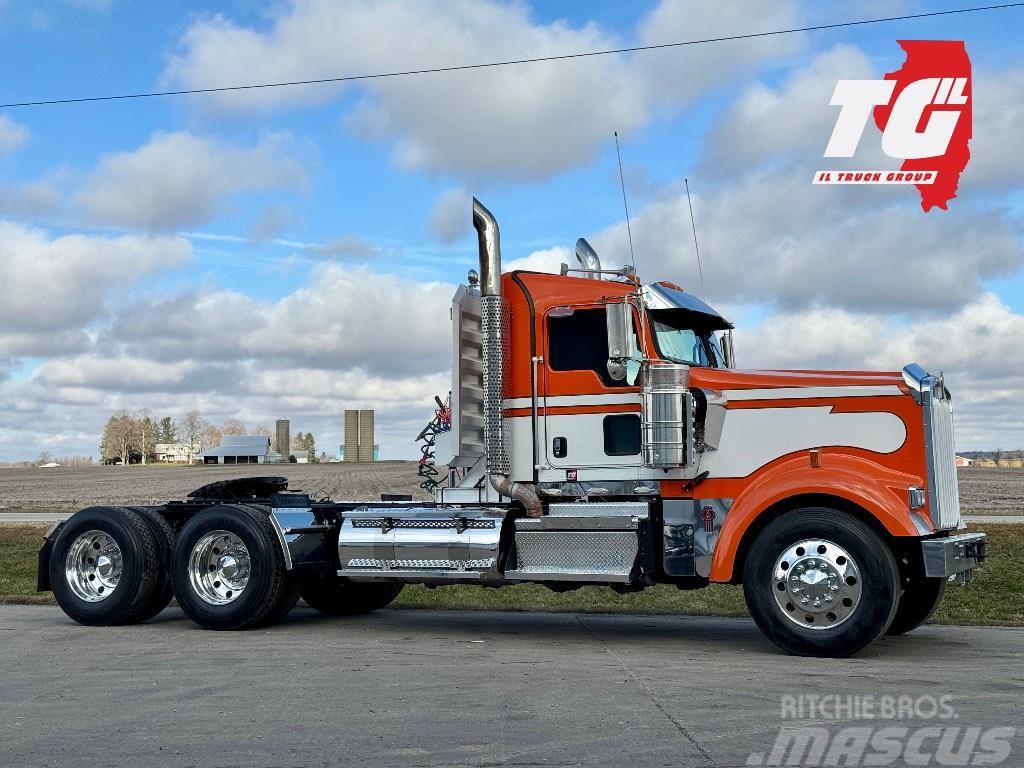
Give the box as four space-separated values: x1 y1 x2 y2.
201 435 273 465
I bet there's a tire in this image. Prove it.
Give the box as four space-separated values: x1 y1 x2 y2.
123 507 176 621
300 573 403 616
171 504 296 630
49 506 163 626
888 577 946 635
742 508 900 657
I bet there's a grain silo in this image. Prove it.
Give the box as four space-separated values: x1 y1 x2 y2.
342 409 376 462
274 419 290 457
343 410 360 462
357 410 375 462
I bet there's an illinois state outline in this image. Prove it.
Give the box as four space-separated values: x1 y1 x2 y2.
873 40 972 212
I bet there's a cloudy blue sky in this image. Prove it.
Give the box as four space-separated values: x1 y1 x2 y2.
1 0 1023 462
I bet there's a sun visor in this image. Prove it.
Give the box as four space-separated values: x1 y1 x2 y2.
645 283 733 330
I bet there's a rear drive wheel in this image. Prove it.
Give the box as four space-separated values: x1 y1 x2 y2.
124 507 176 621
743 508 900 657
300 573 403 615
888 577 946 635
49 507 162 626
172 505 297 630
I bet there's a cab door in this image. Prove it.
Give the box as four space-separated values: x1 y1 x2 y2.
540 304 643 470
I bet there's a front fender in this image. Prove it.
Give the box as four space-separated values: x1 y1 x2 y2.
709 454 925 582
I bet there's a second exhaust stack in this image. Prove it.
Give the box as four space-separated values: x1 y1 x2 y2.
471 198 542 518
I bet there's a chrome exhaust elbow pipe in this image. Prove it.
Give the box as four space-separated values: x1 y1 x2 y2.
575 237 602 279
473 198 502 298
472 198 542 518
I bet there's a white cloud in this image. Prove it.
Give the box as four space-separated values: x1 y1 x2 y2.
0 115 30 155
428 188 471 242
0 180 59 216
109 264 454 377
633 0 801 106
0 221 191 345
163 0 801 180
0 259 459 461
34 355 207 392
78 130 311 229
701 45 879 174
592 170 1022 314
962 67 1024 189
505 246 570 273
248 204 299 241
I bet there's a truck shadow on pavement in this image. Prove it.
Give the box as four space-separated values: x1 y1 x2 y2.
137 604 992 662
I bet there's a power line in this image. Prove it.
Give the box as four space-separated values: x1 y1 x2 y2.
1 2 1020 109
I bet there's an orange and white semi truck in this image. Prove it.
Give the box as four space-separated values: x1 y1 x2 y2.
38 199 986 656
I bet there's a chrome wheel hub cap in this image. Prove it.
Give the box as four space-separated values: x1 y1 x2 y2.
772 538 862 630
189 530 251 605
66 530 122 603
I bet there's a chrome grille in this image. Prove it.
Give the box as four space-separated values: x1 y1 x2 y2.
906 364 961 530
925 387 960 529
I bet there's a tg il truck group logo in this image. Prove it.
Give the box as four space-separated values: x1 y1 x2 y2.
815 41 972 212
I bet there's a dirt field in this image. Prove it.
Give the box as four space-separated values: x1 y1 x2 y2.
0 463 1020 516
956 466 1024 515
0 461 433 515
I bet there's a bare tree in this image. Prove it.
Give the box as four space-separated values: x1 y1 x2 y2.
201 424 223 452
180 410 204 464
252 423 271 437
222 418 247 436
135 408 156 465
102 412 140 466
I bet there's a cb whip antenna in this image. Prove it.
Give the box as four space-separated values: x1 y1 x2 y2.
613 131 637 275
684 177 706 298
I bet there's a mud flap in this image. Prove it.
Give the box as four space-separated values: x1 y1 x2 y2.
36 521 66 592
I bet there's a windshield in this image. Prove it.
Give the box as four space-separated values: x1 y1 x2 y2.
649 312 724 368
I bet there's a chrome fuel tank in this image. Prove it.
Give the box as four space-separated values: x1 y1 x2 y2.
337 507 505 580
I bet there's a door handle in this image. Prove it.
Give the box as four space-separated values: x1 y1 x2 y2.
552 437 567 458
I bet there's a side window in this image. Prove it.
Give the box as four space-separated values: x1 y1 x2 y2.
548 308 632 388
603 414 641 456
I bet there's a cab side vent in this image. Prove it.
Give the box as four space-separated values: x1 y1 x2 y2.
451 287 485 463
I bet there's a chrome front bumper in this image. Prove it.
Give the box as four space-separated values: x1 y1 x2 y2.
922 532 987 585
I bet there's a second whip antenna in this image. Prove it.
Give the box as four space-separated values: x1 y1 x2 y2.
613 131 637 275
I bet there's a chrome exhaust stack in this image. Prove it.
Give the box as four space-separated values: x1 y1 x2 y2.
472 198 542 518
575 238 602 279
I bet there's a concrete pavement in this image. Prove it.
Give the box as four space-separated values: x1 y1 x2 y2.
0 605 1021 767
0 512 66 524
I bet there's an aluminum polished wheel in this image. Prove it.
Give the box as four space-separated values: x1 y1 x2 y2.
188 530 252 605
65 529 123 603
772 538 862 630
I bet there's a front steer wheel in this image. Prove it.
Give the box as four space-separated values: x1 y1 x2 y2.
49 506 163 626
743 508 900 657
300 572 403 615
172 505 299 630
